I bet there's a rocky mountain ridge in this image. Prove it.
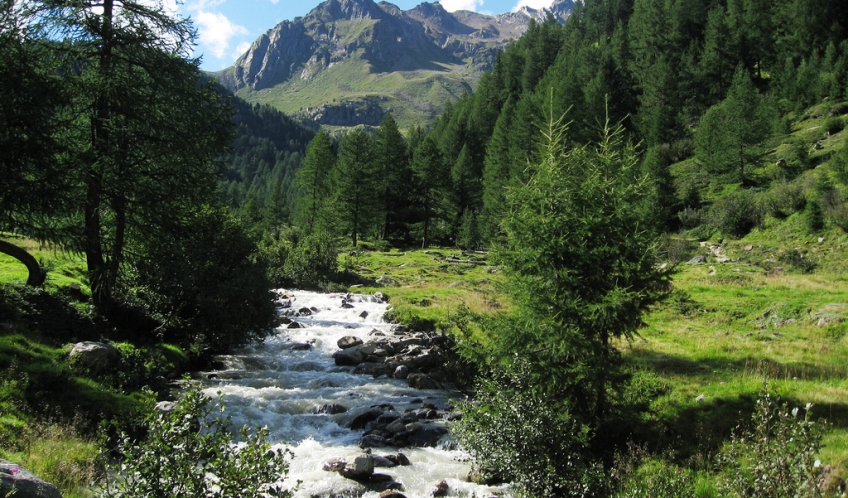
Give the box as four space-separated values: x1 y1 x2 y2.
215 0 573 128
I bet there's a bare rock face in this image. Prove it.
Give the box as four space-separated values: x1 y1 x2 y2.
69 341 119 374
216 0 574 128
0 460 62 498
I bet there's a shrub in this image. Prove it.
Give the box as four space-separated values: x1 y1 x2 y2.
678 207 706 229
824 116 845 135
614 460 696 498
830 147 848 185
777 249 817 274
718 389 825 498
259 227 338 289
657 234 697 264
708 189 762 238
803 200 825 233
765 180 807 218
774 143 809 177
450 359 601 497
100 383 296 498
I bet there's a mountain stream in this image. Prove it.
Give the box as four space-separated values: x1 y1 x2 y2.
200 290 508 498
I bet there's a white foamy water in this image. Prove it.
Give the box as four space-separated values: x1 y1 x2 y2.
200 289 509 498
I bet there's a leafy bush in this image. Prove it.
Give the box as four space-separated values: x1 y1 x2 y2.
774 143 809 177
803 200 825 232
830 147 848 185
718 389 825 498
259 226 338 289
708 189 762 238
100 383 296 498
657 234 697 264
777 249 817 274
128 209 276 357
764 180 807 218
824 116 845 135
678 207 706 229
614 460 696 498
450 359 601 497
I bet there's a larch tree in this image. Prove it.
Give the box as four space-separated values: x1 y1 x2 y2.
411 136 447 248
295 131 337 232
331 128 377 247
24 0 233 316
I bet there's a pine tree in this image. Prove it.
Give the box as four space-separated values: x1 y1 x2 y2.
331 129 377 247
373 114 409 241
411 136 447 248
294 131 336 232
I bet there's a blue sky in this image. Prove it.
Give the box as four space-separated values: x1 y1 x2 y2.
177 0 555 71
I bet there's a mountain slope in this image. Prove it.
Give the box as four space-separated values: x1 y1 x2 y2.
215 0 573 129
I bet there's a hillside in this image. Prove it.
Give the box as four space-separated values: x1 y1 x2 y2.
214 0 574 129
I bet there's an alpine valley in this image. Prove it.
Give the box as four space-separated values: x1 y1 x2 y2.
215 0 574 129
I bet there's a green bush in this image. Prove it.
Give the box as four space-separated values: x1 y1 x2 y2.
708 189 762 238
100 383 296 498
614 460 696 498
803 200 825 232
774 143 809 176
128 209 276 356
764 180 807 218
718 389 825 498
824 116 845 135
259 226 338 289
450 359 601 497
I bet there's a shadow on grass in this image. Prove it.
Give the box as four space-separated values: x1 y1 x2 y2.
629 349 848 382
614 352 848 462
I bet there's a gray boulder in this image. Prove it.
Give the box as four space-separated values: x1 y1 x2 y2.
339 455 375 481
69 341 119 374
376 276 398 287
407 373 440 390
0 460 62 498
338 336 364 349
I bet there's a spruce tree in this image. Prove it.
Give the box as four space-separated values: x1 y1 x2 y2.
294 131 336 232
373 114 410 241
411 136 447 248
331 129 377 247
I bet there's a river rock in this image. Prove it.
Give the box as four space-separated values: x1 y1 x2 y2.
290 342 312 351
379 491 406 498
349 408 385 430
393 365 409 379
339 455 375 481
287 322 302 329
298 307 312 316
353 362 385 376
338 336 364 349
372 455 397 467
407 373 440 390
0 460 62 498
432 479 449 497
69 341 119 374
687 255 707 265
412 352 440 370
312 403 348 415
359 434 389 448
359 311 369 319
409 424 448 447
374 292 388 302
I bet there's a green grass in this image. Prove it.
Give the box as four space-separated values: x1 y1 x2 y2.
234 52 474 131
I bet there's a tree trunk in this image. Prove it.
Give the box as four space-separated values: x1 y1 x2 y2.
0 240 46 286
87 0 114 317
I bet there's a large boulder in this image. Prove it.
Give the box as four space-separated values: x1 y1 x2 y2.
376 276 398 287
338 336 364 349
68 341 119 374
339 455 375 481
0 460 62 498
407 373 440 390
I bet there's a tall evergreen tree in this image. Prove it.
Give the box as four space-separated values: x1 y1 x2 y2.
695 67 769 184
411 136 447 248
373 114 410 241
294 131 336 232
331 129 376 247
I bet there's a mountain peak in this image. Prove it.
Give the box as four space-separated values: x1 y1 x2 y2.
311 0 385 21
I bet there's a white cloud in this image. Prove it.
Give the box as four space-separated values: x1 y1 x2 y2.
511 0 554 11
194 10 247 59
439 0 484 12
269 0 280 4
233 41 251 58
